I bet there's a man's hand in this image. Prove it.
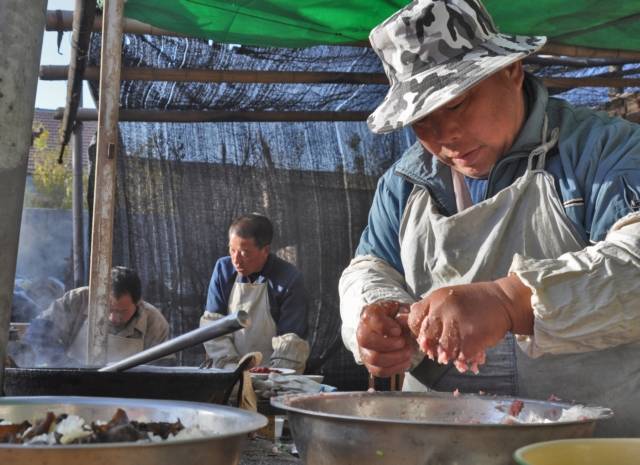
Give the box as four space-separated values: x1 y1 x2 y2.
356 300 415 378
408 275 533 372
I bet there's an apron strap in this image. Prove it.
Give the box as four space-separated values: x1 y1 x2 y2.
452 168 473 212
526 115 560 172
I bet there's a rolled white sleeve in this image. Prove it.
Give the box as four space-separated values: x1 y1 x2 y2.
338 255 415 363
510 212 640 357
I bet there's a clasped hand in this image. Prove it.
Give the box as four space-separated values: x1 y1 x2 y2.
355 276 533 376
408 276 533 373
356 300 415 377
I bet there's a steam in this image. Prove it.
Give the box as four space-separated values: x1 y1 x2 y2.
10 207 87 368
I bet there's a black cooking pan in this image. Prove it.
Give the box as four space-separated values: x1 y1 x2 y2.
2 364 242 404
3 311 252 404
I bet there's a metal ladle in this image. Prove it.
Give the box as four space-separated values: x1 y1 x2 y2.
99 311 250 372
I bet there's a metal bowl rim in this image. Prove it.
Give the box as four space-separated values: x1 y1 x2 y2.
271 391 613 428
0 396 268 449
4 366 236 374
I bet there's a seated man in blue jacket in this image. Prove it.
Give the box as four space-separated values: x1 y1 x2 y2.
340 0 640 435
201 213 310 373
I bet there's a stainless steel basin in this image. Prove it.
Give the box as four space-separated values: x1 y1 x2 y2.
271 391 613 465
0 396 267 465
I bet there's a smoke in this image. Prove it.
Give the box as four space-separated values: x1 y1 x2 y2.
9 207 86 368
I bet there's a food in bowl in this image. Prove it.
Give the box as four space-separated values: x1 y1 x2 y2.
0 408 209 445
496 401 610 425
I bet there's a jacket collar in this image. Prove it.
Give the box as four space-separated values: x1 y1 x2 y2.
110 303 148 337
237 253 272 284
394 74 549 188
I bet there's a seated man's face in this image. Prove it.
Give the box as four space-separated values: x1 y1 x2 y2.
411 62 525 179
228 233 270 277
109 293 138 326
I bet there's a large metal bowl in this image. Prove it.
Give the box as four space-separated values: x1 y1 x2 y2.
271 391 613 465
0 396 267 465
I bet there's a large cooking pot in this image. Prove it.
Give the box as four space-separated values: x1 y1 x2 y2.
0 395 267 465
271 391 613 465
3 365 242 404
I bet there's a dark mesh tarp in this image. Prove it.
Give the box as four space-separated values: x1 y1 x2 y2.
89 34 415 389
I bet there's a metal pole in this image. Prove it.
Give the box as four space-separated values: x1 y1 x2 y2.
72 93 85 287
87 0 124 366
70 0 88 287
0 0 47 390
99 311 251 372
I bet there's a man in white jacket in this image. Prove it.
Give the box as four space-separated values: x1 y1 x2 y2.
15 267 170 366
340 0 640 435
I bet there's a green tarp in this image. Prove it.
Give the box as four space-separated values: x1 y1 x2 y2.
122 0 640 50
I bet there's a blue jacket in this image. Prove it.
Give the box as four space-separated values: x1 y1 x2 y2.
206 254 308 338
356 75 640 274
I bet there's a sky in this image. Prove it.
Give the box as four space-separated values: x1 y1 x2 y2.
36 0 96 109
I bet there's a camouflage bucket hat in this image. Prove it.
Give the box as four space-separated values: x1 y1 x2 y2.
368 0 546 134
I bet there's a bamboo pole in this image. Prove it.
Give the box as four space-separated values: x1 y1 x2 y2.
542 76 640 89
54 108 370 122
46 9 185 38
541 42 640 61
58 1 97 159
40 65 389 85
42 65 640 90
525 55 638 68
87 0 125 366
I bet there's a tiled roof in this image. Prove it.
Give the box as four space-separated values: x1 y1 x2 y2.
29 109 97 175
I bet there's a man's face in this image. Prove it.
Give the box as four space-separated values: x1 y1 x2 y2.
411 63 526 179
109 293 138 326
228 233 270 277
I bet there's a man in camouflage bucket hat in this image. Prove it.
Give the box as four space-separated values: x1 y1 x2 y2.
367 0 544 134
340 0 640 435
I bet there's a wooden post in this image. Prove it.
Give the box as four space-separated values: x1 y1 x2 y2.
87 0 125 366
0 0 47 385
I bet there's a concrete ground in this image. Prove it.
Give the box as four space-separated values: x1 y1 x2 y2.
240 437 301 465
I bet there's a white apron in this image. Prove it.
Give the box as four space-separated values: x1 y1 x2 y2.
227 276 277 361
400 119 583 394
67 318 144 365
399 119 640 435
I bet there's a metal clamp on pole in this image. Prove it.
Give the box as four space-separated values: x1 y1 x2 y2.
99 310 251 372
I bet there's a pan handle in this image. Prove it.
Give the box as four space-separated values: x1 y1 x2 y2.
99 311 250 372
